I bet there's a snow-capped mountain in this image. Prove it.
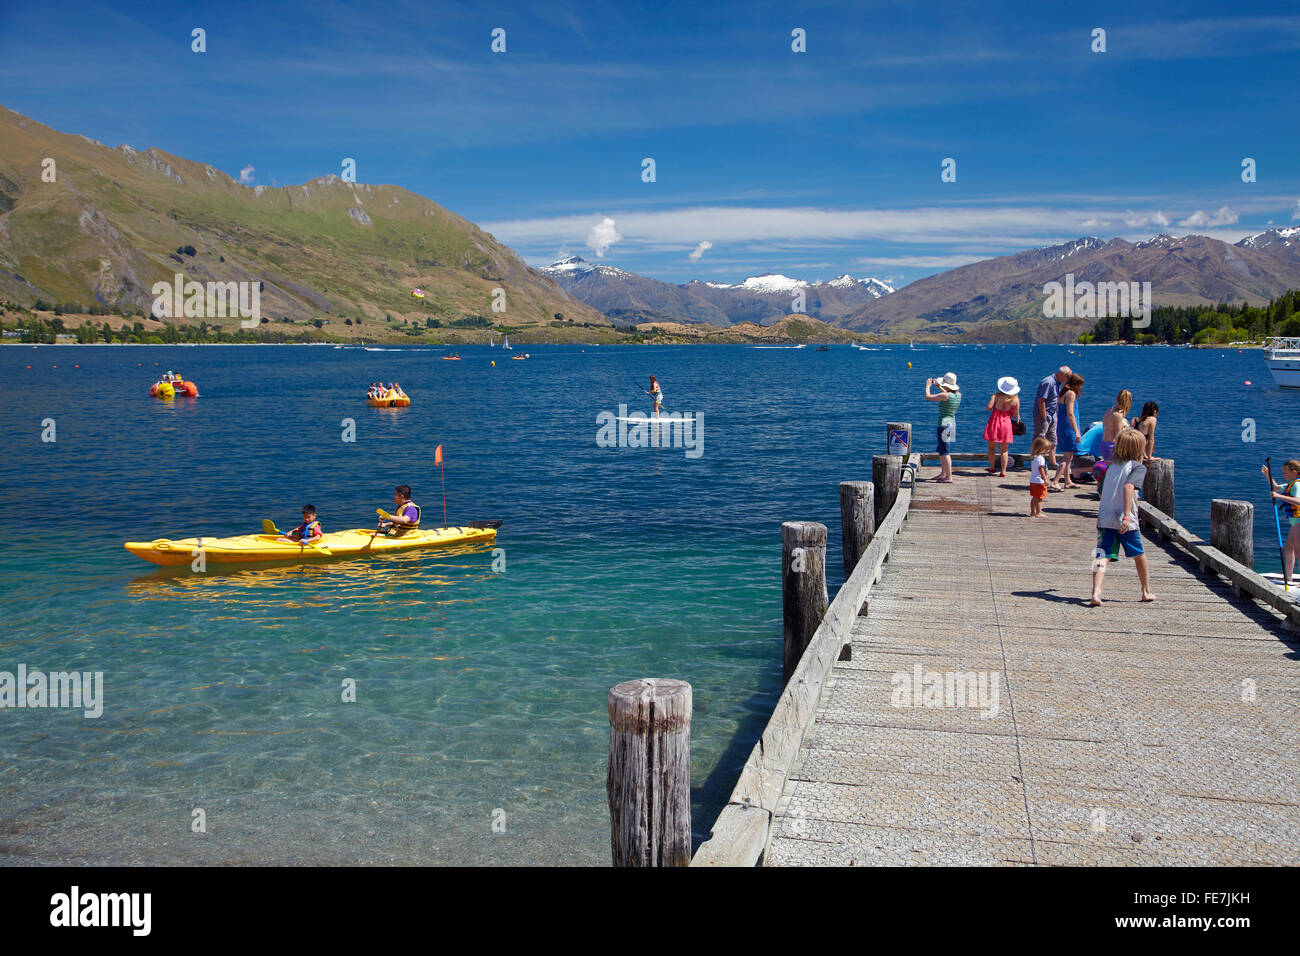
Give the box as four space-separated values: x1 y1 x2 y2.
842 233 1300 337
540 257 895 326
1237 227 1300 251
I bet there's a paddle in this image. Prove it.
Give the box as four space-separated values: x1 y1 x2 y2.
436 444 448 528
262 518 332 556
1264 458 1290 591
632 379 667 413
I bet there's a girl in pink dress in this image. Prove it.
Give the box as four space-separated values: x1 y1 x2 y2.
983 377 1020 476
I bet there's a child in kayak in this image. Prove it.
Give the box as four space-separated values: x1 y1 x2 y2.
1263 458 1300 582
377 485 422 535
282 505 323 544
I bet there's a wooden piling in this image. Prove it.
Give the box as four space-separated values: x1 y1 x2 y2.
886 422 913 458
872 455 903 529
1143 458 1175 537
607 678 692 867
1210 499 1254 582
839 481 875 577
782 521 829 686
1144 458 1174 516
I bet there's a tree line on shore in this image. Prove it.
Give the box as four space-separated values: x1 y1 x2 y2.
1081 289 1300 344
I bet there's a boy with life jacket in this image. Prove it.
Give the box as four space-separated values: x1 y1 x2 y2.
1263 458 1300 581
376 485 421 536
282 505 324 544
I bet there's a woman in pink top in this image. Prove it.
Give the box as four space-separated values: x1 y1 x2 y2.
983 377 1020 477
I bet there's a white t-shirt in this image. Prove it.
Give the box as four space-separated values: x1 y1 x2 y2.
1098 459 1148 529
1029 455 1047 484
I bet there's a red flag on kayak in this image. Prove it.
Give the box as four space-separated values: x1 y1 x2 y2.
435 444 443 467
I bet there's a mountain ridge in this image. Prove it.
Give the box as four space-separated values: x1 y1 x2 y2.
540 254 894 327
0 105 605 331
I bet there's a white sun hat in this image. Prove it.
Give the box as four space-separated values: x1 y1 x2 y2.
937 372 959 391
997 376 1020 396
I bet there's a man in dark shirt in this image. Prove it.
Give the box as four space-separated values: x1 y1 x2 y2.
1034 366 1072 468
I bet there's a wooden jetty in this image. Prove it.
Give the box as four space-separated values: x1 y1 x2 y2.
608 429 1300 866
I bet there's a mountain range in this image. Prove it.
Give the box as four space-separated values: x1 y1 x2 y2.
541 255 893 327
838 231 1300 337
545 232 1300 340
3 105 1300 343
0 105 602 330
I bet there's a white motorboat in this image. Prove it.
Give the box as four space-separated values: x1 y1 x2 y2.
1265 337 1300 389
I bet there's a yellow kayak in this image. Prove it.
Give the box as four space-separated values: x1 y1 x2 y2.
124 523 500 567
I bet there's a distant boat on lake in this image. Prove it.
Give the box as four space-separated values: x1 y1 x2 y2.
1265 337 1300 389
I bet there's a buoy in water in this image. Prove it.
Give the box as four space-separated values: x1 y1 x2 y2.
907 362 912 368
491 360 495 366
1245 380 1252 385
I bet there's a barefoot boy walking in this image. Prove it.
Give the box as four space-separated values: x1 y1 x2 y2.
1090 429 1155 605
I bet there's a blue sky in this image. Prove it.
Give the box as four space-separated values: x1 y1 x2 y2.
2 0 1298 288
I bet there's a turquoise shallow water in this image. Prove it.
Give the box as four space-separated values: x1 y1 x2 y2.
0 342 1293 864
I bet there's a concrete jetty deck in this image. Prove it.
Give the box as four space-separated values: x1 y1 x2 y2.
755 463 1299 866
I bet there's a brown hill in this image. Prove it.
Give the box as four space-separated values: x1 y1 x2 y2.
0 105 604 332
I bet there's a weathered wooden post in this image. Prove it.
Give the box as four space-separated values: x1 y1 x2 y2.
782 521 828 685
839 481 875 576
1211 500 1254 583
1143 458 1175 538
872 454 903 529
607 678 692 867
886 422 912 458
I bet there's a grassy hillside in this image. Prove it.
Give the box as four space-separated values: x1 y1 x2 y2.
0 106 605 337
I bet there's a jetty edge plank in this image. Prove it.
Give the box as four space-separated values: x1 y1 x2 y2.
691 453 921 866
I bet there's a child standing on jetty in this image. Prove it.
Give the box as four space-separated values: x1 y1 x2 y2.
1028 437 1050 516
1090 429 1155 606
1262 459 1300 582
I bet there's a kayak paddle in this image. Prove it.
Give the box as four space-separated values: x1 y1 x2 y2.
262 518 332 555
1264 458 1290 591
436 444 448 529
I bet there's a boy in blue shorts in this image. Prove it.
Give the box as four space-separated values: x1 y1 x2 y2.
1090 429 1155 606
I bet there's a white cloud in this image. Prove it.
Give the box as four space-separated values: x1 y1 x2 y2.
484 201 1273 263
1124 209 1170 229
239 164 256 185
1292 199 1300 221
853 253 987 269
688 240 713 262
1179 205 1238 228
586 217 622 257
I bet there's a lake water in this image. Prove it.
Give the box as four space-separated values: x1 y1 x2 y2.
0 342 1292 864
